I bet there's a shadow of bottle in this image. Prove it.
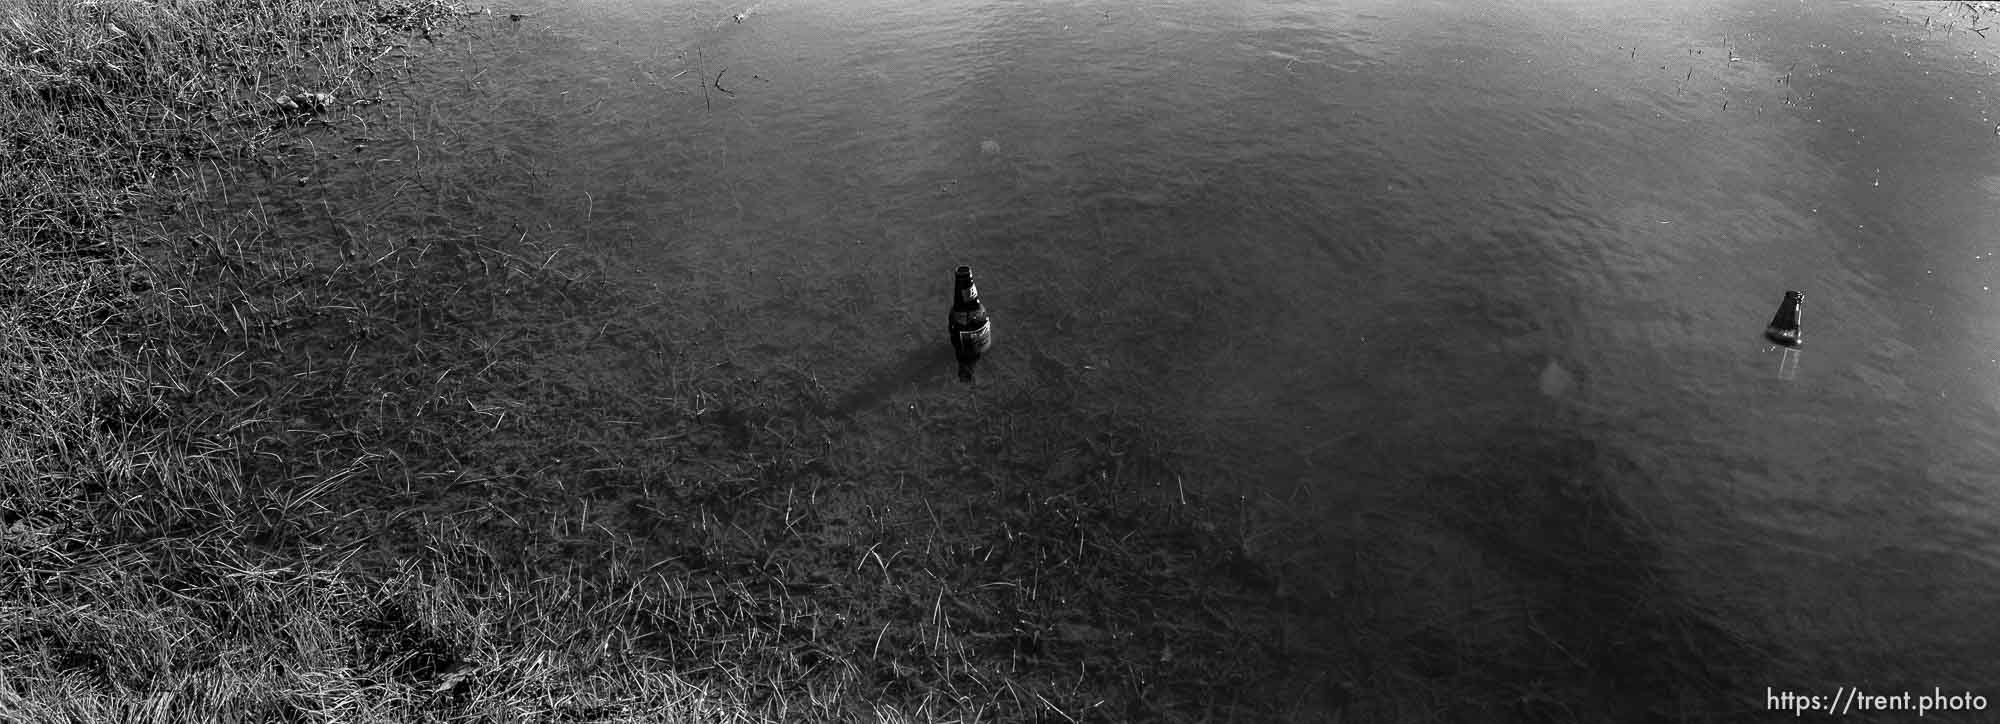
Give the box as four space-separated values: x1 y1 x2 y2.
820 343 958 421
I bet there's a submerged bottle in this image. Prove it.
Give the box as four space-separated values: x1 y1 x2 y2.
948 265 993 382
1764 290 1803 348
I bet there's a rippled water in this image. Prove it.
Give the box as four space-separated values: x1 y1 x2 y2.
270 0 2000 699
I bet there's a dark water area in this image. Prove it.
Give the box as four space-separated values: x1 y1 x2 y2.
211 0 2000 715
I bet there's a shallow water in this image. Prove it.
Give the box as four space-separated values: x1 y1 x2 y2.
262 0 2000 703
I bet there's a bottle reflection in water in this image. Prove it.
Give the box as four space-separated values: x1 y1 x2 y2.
948 266 992 382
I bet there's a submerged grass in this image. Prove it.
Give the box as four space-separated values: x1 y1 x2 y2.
0 0 1872 722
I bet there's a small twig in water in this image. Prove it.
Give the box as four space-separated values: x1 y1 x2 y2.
714 67 734 95
697 48 711 110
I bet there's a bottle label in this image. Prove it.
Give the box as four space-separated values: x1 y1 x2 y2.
958 320 992 354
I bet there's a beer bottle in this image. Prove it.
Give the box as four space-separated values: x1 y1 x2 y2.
1764 290 1803 348
948 266 993 382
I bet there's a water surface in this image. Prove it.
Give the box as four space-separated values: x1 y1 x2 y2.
267 0 2000 711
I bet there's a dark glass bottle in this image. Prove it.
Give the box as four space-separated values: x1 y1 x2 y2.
1764 290 1803 348
948 266 992 382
